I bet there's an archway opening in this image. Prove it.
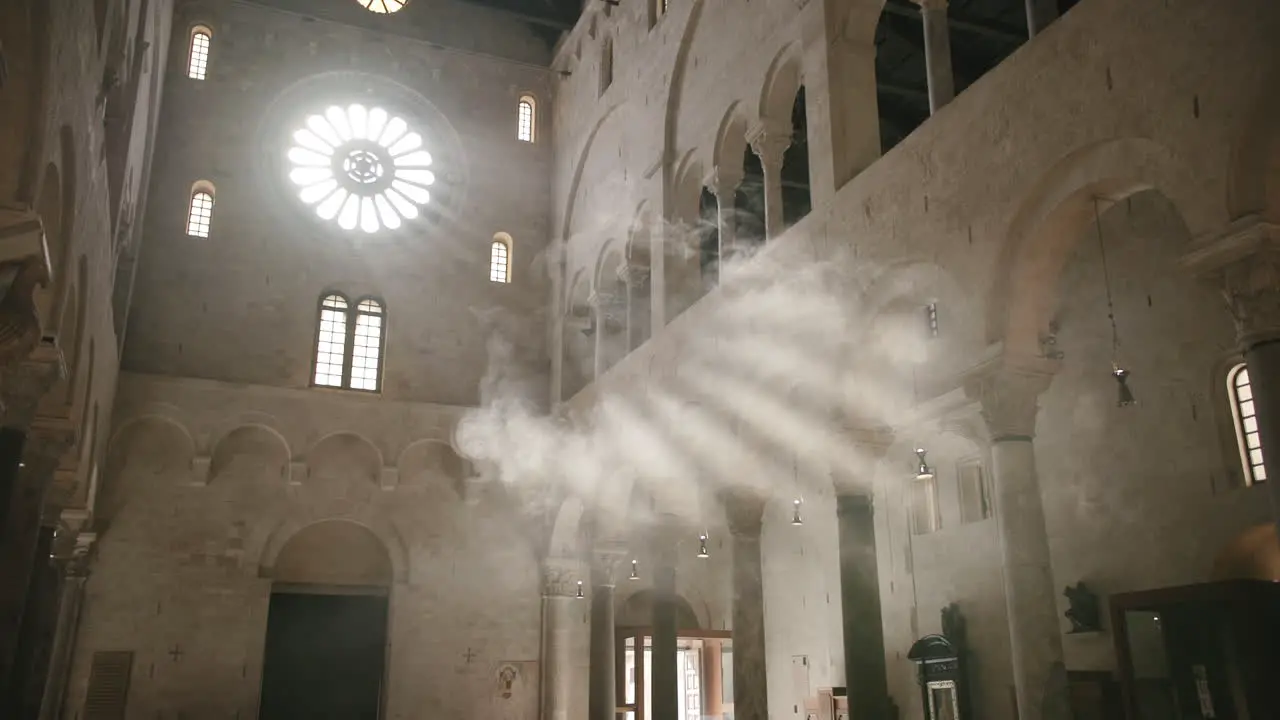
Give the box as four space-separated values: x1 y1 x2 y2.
617 590 729 720
780 86 811 229
260 520 391 719
735 146 766 253
698 187 719 285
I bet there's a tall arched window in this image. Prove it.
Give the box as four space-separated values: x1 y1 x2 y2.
187 26 212 80
1230 363 1266 484
313 294 386 391
517 96 536 143
491 233 512 283
186 183 215 237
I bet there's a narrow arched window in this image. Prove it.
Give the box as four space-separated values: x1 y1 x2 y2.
1230 363 1266 484
186 183 214 237
490 233 512 283
187 27 212 80
599 37 613 96
517 96 536 143
312 293 386 392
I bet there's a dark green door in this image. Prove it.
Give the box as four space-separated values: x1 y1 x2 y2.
259 591 388 719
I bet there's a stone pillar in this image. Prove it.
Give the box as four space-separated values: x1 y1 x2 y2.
836 493 890 720
918 0 955 113
620 264 651 353
968 363 1069 720
1024 0 1059 37
0 348 73 694
707 168 743 276
724 490 768 720
650 516 679 720
541 558 579 720
747 123 792 241
5 524 57 717
1182 218 1280 531
588 549 624 720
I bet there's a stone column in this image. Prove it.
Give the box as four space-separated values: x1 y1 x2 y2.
707 168 743 277
747 123 792 241
1024 0 1059 37
1182 219 1280 531
702 638 723 719
724 490 768 720
836 493 890 720
917 0 956 113
588 548 625 720
0 349 74 694
968 363 1069 720
620 264 651 353
650 516 679 720
541 558 579 720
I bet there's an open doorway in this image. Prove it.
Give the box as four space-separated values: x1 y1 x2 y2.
258 520 393 719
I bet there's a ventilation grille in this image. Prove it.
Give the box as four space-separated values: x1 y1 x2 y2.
84 650 133 719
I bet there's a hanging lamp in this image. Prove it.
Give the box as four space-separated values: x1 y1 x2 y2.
791 498 804 526
629 559 639 581
696 532 710 559
915 448 934 481
575 580 584 599
1093 197 1136 407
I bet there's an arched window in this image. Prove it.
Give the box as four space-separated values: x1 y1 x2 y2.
358 0 407 12
186 183 214 237
490 234 512 283
313 293 386 392
517 96 536 143
1229 363 1266 484
187 27 212 80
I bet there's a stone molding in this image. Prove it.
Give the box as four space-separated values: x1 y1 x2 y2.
962 352 1059 439
1180 215 1280 348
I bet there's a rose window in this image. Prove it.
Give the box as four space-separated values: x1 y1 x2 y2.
287 104 435 233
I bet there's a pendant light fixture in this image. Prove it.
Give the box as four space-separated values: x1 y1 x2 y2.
915 448 934 481
790 452 803 526
629 559 639 581
697 532 710 559
575 580 584 599
1093 197 1136 407
791 497 804 526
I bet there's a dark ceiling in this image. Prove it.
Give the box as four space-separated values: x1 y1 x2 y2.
455 0 584 45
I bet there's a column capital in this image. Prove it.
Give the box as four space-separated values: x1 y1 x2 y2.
746 121 793 171
1181 215 1280 348
617 263 651 290
705 166 744 201
542 556 582 598
963 353 1058 440
721 488 767 538
589 544 628 585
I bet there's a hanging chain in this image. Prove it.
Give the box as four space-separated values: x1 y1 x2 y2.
1093 197 1122 364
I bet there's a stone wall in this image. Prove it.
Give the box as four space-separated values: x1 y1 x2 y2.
544 0 1280 718
122 0 554 408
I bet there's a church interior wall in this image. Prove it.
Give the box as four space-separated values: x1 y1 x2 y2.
123 0 553 408
548 0 1279 716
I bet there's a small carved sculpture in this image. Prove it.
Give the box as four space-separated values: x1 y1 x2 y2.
497 664 518 699
1063 581 1102 633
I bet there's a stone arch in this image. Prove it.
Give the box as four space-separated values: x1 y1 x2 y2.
1210 522 1280 581
758 43 804 125
396 438 468 497
262 519 397 587
209 424 292 484
662 0 709 176
616 588 703 629
560 104 624 242
711 103 750 180
305 431 383 487
990 138 1210 357
101 414 197 522
547 497 585 559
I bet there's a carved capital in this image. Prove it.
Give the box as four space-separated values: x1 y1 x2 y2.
0 342 66 429
1181 216 1280 348
963 355 1057 439
617 263 650 290
589 544 628 585
705 166 744 201
542 556 581 598
721 488 767 538
747 122 793 171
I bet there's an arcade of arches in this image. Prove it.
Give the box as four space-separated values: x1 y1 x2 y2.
1 0 1280 719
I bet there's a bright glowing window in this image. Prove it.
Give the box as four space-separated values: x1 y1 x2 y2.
186 185 214 237
188 28 211 80
517 96 535 142
312 293 385 392
1230 363 1267 484
288 104 435 233
490 234 512 283
358 0 406 12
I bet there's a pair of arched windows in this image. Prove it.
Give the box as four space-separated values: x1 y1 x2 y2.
313 294 385 391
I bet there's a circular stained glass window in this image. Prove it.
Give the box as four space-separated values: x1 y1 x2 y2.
287 104 435 233
358 0 407 13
